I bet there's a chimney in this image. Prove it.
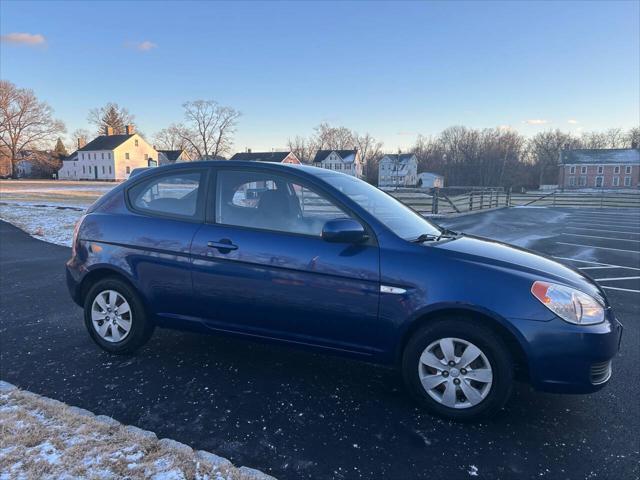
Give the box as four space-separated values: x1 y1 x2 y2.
77 137 86 149
247 148 252 153
125 124 135 135
105 126 114 136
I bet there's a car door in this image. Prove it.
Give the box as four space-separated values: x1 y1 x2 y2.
190 167 382 356
111 167 208 320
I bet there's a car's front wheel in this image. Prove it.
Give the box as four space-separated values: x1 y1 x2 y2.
83 277 154 354
402 318 513 420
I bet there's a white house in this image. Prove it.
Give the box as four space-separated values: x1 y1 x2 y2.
378 153 418 188
418 172 444 188
58 125 157 181
313 149 362 177
157 149 192 165
230 150 301 164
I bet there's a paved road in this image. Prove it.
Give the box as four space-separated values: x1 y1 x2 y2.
1 208 638 480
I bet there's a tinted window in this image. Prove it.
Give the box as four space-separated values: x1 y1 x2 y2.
216 170 350 236
129 171 202 218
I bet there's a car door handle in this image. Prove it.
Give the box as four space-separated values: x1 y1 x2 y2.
207 239 238 252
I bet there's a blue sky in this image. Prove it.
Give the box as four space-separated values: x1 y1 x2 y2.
1 0 638 151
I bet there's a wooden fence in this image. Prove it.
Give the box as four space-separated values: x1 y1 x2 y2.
387 188 640 215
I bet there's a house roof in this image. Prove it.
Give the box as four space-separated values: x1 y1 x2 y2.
313 150 357 163
230 151 293 162
560 148 640 165
78 134 133 152
158 150 184 161
64 150 78 162
382 153 416 163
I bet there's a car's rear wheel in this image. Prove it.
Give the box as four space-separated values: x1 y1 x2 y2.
83 277 154 354
402 318 513 421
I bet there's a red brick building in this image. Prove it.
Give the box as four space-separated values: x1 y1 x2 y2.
558 148 639 190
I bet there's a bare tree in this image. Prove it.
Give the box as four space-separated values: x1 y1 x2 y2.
287 135 315 164
626 126 640 148
179 100 240 159
0 80 66 177
354 132 383 183
153 124 194 152
313 123 355 150
68 128 91 151
88 102 135 135
529 129 580 185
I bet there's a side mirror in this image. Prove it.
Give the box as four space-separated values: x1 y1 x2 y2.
322 218 367 243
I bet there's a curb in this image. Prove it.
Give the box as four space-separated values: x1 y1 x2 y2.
0 380 277 480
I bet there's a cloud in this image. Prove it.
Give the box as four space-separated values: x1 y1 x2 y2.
0 32 46 47
523 119 549 125
126 40 157 51
567 119 579 124
497 125 513 131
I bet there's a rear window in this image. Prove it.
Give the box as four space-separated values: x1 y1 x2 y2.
128 171 203 219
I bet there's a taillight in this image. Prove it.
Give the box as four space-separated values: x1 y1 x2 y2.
71 215 85 256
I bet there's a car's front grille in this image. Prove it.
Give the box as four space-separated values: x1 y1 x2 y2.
590 360 612 385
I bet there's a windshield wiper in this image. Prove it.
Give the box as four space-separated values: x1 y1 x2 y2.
412 228 460 243
411 233 440 243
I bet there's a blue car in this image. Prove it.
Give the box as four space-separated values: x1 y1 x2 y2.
66 161 623 420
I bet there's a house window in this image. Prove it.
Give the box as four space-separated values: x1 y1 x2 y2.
126 166 131 174
88 166 92 174
568 176 576 186
108 152 112 159
93 153 97 160
597 165 604 174
625 165 632 174
595 176 604 188
125 153 130 160
614 166 620 174
580 166 587 174
578 176 587 186
82 165 85 174
102 166 105 174
109 166 112 174
101 153 104 160
613 176 620 186
624 176 631 186
135 139 139 147
569 166 576 174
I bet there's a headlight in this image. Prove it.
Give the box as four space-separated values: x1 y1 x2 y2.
531 281 604 325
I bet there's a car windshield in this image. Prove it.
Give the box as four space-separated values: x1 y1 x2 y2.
321 173 441 240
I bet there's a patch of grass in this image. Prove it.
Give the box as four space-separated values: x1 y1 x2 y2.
0 389 271 479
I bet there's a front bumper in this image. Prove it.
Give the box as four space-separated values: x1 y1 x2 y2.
515 312 623 394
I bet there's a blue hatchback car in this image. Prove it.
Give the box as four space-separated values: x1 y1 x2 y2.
66 161 622 420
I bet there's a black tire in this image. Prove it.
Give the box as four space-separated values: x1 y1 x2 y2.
83 277 154 354
401 317 513 421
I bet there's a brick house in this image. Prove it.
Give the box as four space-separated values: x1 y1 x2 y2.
558 148 639 190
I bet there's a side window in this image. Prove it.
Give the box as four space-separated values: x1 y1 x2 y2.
128 171 203 218
216 170 351 236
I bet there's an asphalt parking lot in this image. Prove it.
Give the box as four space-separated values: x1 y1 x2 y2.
1 207 638 480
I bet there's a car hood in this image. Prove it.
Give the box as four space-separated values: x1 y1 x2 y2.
432 235 605 302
